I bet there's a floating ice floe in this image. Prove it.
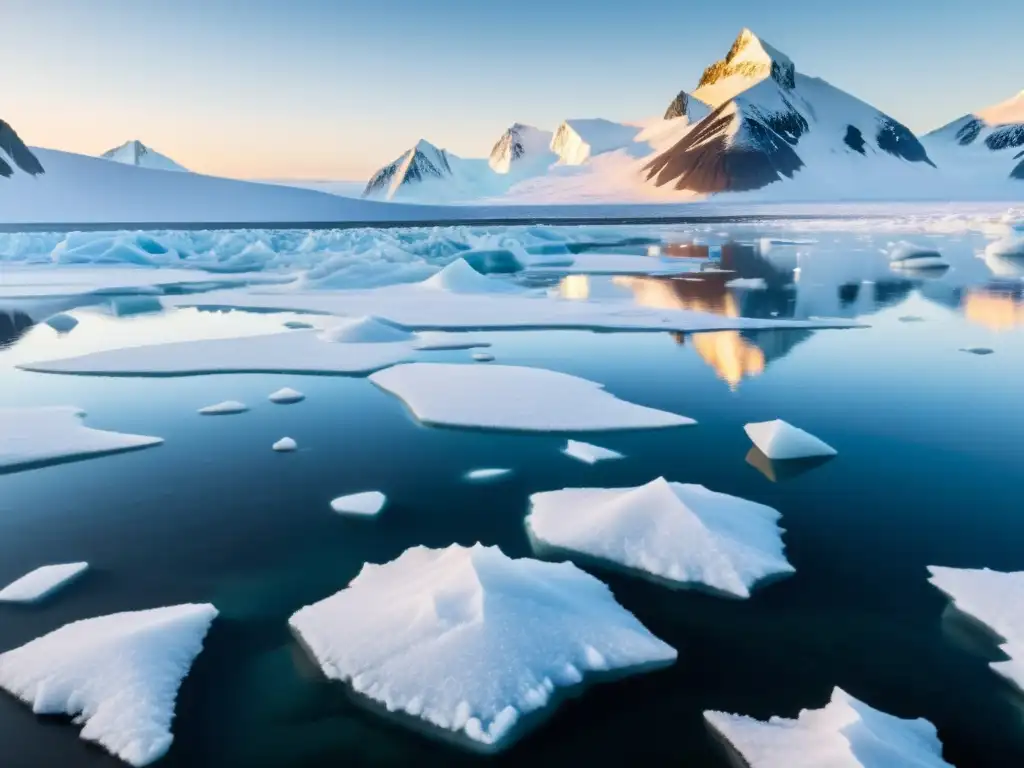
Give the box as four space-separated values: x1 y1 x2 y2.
0 406 163 473
0 604 218 767
44 312 79 332
562 439 624 465
289 543 676 752
472 352 495 362
704 687 953 768
330 491 387 517
465 468 512 482
744 419 837 461
272 437 297 452
370 363 695 432
928 566 1024 690
268 387 305 404
959 347 994 355
0 562 89 603
524 252 698 276
725 277 768 290
888 241 949 271
198 400 248 415
526 478 793 597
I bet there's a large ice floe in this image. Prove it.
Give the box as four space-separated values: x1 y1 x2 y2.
928 566 1024 691
288 543 676 752
0 562 89 603
0 406 163 473
744 419 837 461
370 363 695 432
704 687 953 768
0 604 218 766
526 478 794 598
330 491 387 517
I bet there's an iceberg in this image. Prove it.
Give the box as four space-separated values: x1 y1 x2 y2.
0 604 218 767
0 406 163 473
0 562 89 603
268 387 305 404
465 468 512 482
198 400 248 415
272 437 297 452
289 543 676 752
744 419 837 460
330 491 387 517
888 242 949 271
44 312 79 332
526 478 794 597
704 687 953 768
369 363 695 432
562 439 624 465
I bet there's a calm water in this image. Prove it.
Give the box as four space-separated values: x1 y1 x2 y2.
1 225 1023 767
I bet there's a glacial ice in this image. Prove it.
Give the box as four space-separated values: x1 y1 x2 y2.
526 478 793 597
268 387 305 404
0 604 218 766
369 363 695 432
562 439 624 464
465 468 512 482
272 437 298 452
330 491 387 517
0 562 89 603
198 400 248 415
44 312 79 332
288 543 676 752
704 687 953 768
744 419 837 460
0 406 163 473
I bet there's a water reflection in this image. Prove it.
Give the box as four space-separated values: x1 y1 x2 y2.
963 288 1024 331
745 447 835 483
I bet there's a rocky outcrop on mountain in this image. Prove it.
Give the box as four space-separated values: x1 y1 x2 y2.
100 140 188 172
488 123 554 174
923 91 1024 181
363 140 454 198
0 120 45 178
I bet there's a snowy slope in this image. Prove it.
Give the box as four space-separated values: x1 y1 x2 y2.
100 140 188 172
0 119 45 179
489 123 555 174
550 119 646 165
923 91 1024 182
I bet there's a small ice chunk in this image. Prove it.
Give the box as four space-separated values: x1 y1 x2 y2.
370 363 695 432
330 491 386 517
272 437 297 452
562 440 624 465
472 352 495 362
888 241 948 270
268 387 305 404
704 687 953 768
283 320 314 329
959 347 994 355
527 478 794 597
45 313 79 332
0 604 218 767
0 563 89 603
744 419 837 461
465 468 512 482
0 406 163 473
198 400 248 415
318 316 413 344
725 277 767 290
289 543 676 752
421 259 524 294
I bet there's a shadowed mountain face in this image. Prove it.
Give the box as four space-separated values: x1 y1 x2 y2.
0 120 45 178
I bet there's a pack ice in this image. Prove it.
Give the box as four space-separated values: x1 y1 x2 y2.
0 562 89 603
526 478 793 597
289 543 676 752
0 604 218 766
744 419 837 460
369 363 695 432
704 687 953 768
0 406 163 473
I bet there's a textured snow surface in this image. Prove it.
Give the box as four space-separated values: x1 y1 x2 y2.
0 604 218 766
370 363 695 432
0 406 163 472
465 468 512 482
0 562 89 603
289 543 676 751
330 491 387 517
527 478 793 597
928 566 1024 690
745 419 837 460
197 400 248 415
562 440 624 465
272 437 297 452
268 387 305 404
704 687 953 768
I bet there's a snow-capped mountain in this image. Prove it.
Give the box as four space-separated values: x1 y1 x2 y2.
488 123 554 174
100 140 188 172
363 139 455 199
642 29 936 195
550 119 644 165
923 91 1024 181
0 119 45 179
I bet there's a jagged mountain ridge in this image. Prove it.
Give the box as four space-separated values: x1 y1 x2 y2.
0 119 45 179
100 140 188 172
923 91 1024 181
363 139 455 199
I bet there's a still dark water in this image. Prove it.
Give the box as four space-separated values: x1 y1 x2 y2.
1 227 1023 767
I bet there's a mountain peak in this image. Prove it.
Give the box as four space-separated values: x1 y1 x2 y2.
698 28 796 92
100 140 188 172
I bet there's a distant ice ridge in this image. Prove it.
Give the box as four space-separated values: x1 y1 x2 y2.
289 543 676 752
704 687 953 768
0 604 218 766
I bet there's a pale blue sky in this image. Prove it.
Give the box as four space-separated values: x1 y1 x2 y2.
3 0 1021 179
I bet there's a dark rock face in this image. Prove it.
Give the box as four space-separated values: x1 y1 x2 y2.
1011 156 1024 180
0 120 45 178
955 119 982 146
876 118 935 166
986 124 1024 151
362 145 451 197
844 125 866 154
490 125 527 163
760 106 807 144
664 91 690 120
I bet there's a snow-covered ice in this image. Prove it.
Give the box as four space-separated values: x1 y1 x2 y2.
465 468 512 482
888 242 949 271
524 252 699 276
744 419 837 460
562 440 624 465
330 491 387 517
198 400 248 415
268 387 305 404
0 604 218 767
272 437 298 452
319 315 414 344
704 687 953 768
420 259 524 294
0 562 89 603
412 332 492 351
928 566 1024 690
45 313 79 332
288 543 676 752
526 478 793 597
472 352 495 362
0 406 163 473
370 363 695 432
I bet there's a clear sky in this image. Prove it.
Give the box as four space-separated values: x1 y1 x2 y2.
3 0 1021 181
